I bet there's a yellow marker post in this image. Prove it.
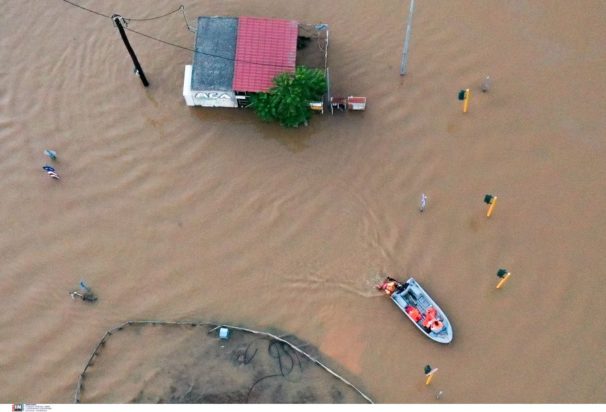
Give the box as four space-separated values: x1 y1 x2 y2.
486 196 498 218
463 89 470 113
424 365 438 385
496 272 511 289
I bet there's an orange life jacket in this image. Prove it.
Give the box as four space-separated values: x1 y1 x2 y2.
405 305 422 322
423 307 438 327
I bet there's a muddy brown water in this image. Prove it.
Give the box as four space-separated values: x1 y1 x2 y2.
1 0 605 403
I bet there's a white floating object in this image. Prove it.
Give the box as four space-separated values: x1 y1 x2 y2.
219 327 230 340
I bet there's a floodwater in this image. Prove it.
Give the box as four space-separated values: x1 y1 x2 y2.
1 0 605 404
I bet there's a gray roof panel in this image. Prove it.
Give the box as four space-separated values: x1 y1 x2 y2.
191 16 237 91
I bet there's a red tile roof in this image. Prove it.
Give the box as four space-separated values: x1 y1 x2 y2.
233 16 298 93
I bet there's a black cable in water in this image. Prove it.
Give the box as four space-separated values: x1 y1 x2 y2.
246 373 282 403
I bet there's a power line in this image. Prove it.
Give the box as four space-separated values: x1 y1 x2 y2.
124 5 184 22
122 4 195 32
61 0 183 23
59 0 326 69
61 0 110 18
124 26 195 53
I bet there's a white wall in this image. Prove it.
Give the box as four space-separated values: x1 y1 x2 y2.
183 65 195 106
192 90 238 108
183 65 238 108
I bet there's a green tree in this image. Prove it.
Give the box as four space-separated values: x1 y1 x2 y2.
250 66 326 128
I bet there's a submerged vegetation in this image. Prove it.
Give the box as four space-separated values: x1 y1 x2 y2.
250 66 326 128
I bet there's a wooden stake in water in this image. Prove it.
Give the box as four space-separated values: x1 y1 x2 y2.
400 0 416 75
424 364 438 385
496 269 511 289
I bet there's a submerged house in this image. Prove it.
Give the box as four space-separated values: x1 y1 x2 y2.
183 16 328 108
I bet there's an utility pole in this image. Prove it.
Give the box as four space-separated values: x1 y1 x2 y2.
112 14 149 87
400 0 415 76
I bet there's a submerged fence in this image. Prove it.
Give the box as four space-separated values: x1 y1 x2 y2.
74 320 373 404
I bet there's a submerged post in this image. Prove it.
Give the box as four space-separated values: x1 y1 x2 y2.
484 194 498 218
424 364 438 385
112 14 149 87
400 0 416 75
496 268 511 289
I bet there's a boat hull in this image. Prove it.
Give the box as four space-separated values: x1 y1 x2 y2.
390 277 453 344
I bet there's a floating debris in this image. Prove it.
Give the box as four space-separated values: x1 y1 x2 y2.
219 327 231 341
70 291 97 302
70 280 97 302
481 76 491 93
419 193 428 212
43 164 60 180
80 280 91 293
44 149 57 161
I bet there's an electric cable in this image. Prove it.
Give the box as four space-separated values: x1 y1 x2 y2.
59 0 328 69
124 5 184 22
61 0 110 18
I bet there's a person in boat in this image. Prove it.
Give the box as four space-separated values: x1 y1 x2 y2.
396 281 408 292
423 318 444 333
376 277 401 295
422 306 444 333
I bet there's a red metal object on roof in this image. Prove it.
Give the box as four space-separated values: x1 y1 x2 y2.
232 16 298 93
